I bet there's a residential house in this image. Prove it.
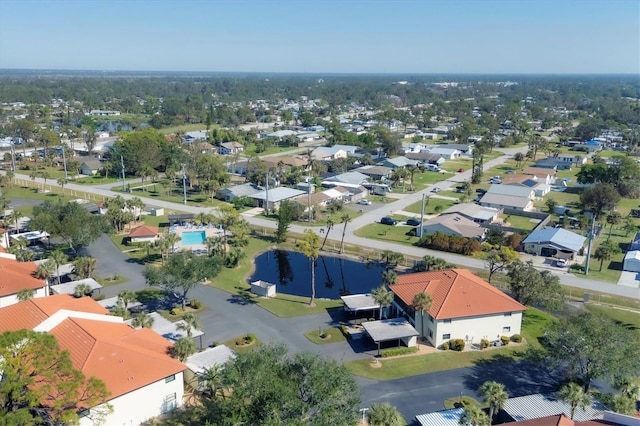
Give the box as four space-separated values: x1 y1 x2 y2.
0 295 187 426
331 144 360 156
216 183 262 202
445 143 474 155
486 184 536 200
262 155 310 171
184 131 208 143
296 133 320 143
50 278 103 297
554 154 588 166
128 225 160 243
0 255 48 308
310 146 347 161
399 142 427 154
418 214 486 240
522 166 557 185
190 142 217 155
249 187 306 212
502 174 551 197
479 193 535 212
229 160 250 176
295 187 350 211
404 152 446 166
323 171 369 186
184 345 235 392
218 142 244 155
424 146 462 159
535 155 586 170
379 156 421 169
79 157 103 176
523 228 586 259
389 269 526 348
440 203 500 224
502 394 607 422
356 165 392 181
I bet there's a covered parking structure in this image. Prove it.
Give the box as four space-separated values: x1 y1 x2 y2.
362 318 419 356
168 213 195 225
341 294 381 321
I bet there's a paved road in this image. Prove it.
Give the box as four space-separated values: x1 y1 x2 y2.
5 146 640 299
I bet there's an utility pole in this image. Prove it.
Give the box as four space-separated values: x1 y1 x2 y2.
359 408 369 424
419 193 426 238
265 171 270 216
182 164 187 205
62 144 68 181
120 155 126 191
584 212 596 275
307 175 312 222
10 140 16 172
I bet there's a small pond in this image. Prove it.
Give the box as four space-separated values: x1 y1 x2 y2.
250 249 387 299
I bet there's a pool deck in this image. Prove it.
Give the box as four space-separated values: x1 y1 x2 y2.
169 224 225 254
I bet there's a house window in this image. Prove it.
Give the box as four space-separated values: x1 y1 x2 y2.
442 333 451 340
428 314 434 323
503 326 511 333
78 409 90 418
165 374 176 383
504 312 512 317
162 393 177 413
428 330 433 338
443 319 451 324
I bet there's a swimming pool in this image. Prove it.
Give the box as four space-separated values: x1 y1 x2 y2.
181 231 206 245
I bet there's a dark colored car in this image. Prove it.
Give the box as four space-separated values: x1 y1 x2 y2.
380 216 398 225
457 168 465 172
476 188 487 194
406 217 421 226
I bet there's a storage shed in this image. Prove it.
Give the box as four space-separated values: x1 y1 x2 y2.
250 280 276 298
623 250 640 272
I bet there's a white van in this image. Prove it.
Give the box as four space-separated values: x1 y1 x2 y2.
426 164 440 172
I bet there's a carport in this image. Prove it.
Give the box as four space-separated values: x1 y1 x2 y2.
341 294 381 321
362 318 419 356
168 213 195 225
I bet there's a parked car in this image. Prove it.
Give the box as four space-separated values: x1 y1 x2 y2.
380 216 398 225
406 217 421 226
554 259 568 267
357 199 372 205
431 187 441 193
457 168 465 173
476 188 487 194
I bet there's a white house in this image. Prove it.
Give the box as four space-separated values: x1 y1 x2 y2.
0 295 187 426
440 203 500 224
128 225 160 243
0 255 49 308
479 193 535 212
523 228 587 259
424 146 462 159
310 146 347 161
419 214 486 240
486 184 536 200
218 142 244 155
389 269 526 348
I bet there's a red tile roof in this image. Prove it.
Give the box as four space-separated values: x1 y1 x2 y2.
390 269 526 320
0 294 108 331
506 415 622 426
128 225 159 238
0 257 47 297
50 318 186 399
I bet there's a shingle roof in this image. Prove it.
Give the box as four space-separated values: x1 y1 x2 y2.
479 193 532 209
250 187 306 202
422 214 485 239
441 203 499 221
0 256 45 297
486 184 535 198
128 225 159 238
0 294 108 332
389 269 525 320
523 228 587 252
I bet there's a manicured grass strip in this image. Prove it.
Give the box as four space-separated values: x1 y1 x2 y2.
520 307 556 348
259 295 343 318
223 335 262 353
95 274 129 287
344 346 524 380
586 304 640 335
443 396 482 409
304 327 347 344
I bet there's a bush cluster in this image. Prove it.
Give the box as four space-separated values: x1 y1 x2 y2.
235 333 256 346
449 338 466 352
190 299 202 310
480 338 490 349
92 293 106 301
170 307 183 315
510 334 522 343
340 325 351 339
500 335 510 346
380 347 419 358
441 341 450 350
417 233 481 255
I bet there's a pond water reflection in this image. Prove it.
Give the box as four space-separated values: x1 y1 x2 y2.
250 249 387 299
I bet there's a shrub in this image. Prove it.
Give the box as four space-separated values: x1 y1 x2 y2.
190 299 202 310
511 334 522 343
417 232 482 255
170 307 183 316
340 325 351 339
92 293 106 301
449 338 466 352
441 341 450 351
380 347 418 358
480 338 490 349
500 335 510 346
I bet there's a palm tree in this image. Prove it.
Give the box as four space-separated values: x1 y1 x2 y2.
407 164 419 191
296 229 321 307
57 177 68 195
117 290 137 311
198 365 221 397
17 288 35 301
412 291 433 342
371 285 394 320
176 313 200 338
154 236 172 265
5 209 21 233
49 250 68 286
72 256 96 279
606 211 622 239
339 213 351 254
559 382 591 420
132 311 154 329
381 269 398 287
479 381 508 424
206 236 223 257
73 283 92 298
171 337 196 361
34 260 56 285
164 232 181 253
320 218 334 251
367 402 405 426
459 405 489 426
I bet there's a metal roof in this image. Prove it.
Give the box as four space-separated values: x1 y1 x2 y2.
185 345 235 374
362 318 418 343
50 278 103 295
503 393 606 422
415 408 464 426
125 312 204 342
341 294 379 312
250 187 306 202
523 228 587 253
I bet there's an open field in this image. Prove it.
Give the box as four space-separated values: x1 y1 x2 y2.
355 223 420 247
403 197 457 215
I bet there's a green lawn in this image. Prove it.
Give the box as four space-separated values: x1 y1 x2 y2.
95 274 129 287
503 214 540 231
586 305 640 335
404 198 457 215
354 223 420 247
304 327 348 344
441 158 473 173
411 170 449 189
243 143 302 157
520 307 556 348
158 124 210 135
113 180 226 208
223 335 263 353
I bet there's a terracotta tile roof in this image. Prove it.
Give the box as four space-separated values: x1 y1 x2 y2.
508 415 573 426
128 225 159 238
0 294 109 332
50 318 186 399
0 257 46 297
390 269 526 320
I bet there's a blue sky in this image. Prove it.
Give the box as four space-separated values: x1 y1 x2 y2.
0 0 638 74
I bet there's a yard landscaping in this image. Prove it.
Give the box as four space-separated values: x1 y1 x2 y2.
304 327 347 344
403 197 457 215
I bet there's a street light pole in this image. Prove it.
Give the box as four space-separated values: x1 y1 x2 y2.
120 155 126 192
182 164 187 205
62 144 68 181
10 140 16 172
359 408 368 424
584 213 596 275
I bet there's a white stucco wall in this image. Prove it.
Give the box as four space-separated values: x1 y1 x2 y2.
131 236 158 243
0 286 48 308
412 311 523 348
79 371 184 426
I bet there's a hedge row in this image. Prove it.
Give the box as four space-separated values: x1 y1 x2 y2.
380 347 419 358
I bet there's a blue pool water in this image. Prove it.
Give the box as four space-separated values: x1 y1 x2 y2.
182 231 206 245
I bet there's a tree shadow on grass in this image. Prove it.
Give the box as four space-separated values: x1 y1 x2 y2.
462 352 557 397
226 287 258 306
